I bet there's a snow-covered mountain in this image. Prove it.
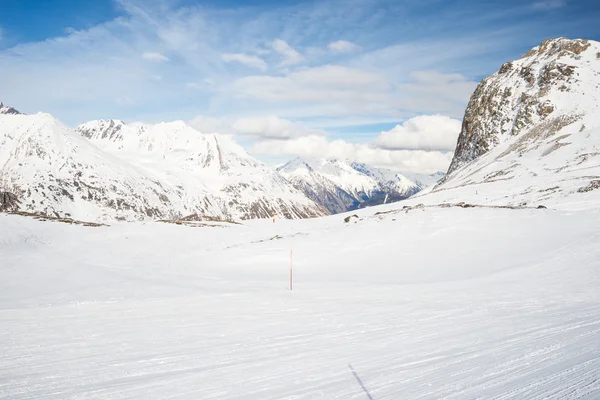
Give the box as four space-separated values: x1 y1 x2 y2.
431 38 600 208
0 113 327 222
276 157 425 213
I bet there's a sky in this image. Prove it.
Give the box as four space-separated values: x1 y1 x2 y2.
1 0 599 173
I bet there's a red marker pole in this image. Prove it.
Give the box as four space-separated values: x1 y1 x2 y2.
289 249 293 291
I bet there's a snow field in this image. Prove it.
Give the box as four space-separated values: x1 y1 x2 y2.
1 206 600 399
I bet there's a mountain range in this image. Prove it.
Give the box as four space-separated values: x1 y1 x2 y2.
0 113 435 221
276 158 439 213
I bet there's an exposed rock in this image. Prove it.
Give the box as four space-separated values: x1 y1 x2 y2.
0 192 20 211
578 180 600 193
0 102 23 115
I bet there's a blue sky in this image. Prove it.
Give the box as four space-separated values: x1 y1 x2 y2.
1 0 599 172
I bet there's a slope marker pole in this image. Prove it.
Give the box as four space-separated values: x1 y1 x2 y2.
290 249 293 291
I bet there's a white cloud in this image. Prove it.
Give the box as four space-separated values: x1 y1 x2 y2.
188 115 230 134
531 0 566 10
328 40 360 53
232 67 476 118
222 53 268 71
233 115 322 139
271 39 304 65
233 65 393 115
396 71 478 118
251 135 452 174
373 115 461 152
142 52 169 62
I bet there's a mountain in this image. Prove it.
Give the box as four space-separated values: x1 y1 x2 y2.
0 113 327 222
0 102 23 115
432 38 600 208
75 119 329 220
276 157 425 213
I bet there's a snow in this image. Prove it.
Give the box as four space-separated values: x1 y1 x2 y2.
426 124 600 210
2 197 600 399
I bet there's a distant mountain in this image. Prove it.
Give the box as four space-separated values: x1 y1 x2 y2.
0 102 23 115
276 157 433 213
0 114 327 222
433 38 600 208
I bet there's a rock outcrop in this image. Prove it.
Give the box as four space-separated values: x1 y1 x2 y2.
0 102 23 115
0 192 19 211
446 38 598 177
432 38 600 209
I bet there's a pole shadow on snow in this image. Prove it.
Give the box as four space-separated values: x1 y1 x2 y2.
349 364 375 400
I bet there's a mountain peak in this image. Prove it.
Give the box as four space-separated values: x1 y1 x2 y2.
521 37 593 60
0 102 24 115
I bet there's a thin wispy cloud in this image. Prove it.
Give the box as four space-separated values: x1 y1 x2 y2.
233 115 323 139
271 39 304 65
222 53 268 71
531 0 567 11
328 40 360 53
142 52 169 62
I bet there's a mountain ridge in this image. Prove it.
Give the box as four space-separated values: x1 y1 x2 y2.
277 157 434 213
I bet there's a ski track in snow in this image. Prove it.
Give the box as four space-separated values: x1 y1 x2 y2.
1 206 600 399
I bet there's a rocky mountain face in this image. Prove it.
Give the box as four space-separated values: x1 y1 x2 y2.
277 158 426 213
0 113 327 222
434 38 600 208
0 103 23 115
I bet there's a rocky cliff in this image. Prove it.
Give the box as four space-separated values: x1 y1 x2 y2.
446 38 599 177
433 38 600 208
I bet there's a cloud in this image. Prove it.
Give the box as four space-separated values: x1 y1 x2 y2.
233 115 322 139
142 52 169 62
232 67 475 119
396 71 478 118
222 53 268 71
271 39 303 65
188 115 230 133
251 134 452 174
373 115 462 151
232 65 393 115
531 0 566 10
328 40 360 53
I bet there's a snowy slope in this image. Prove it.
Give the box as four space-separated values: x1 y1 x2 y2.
277 157 422 213
1 200 599 399
430 38 600 208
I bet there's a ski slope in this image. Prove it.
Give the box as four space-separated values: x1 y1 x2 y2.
1 200 600 399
